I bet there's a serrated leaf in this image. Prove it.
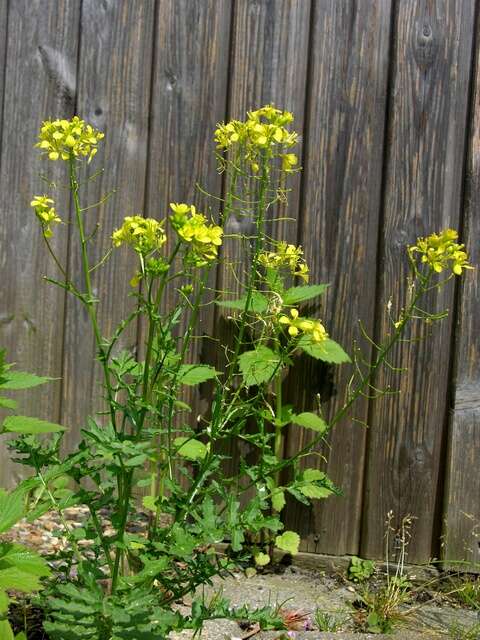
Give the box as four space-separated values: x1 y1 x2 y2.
215 291 269 314
297 336 351 363
174 437 207 461
291 412 327 434
0 543 51 577
298 484 333 499
142 495 157 512
275 531 300 555
303 469 324 482
2 415 66 434
0 397 17 410
271 489 286 512
0 490 24 533
282 284 329 305
254 552 271 567
238 346 281 387
0 371 50 390
177 364 219 386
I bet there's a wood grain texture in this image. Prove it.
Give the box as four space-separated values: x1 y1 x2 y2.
443 11 480 569
214 0 311 485
60 0 155 447
143 0 232 424
361 0 475 563
0 0 80 487
283 0 392 556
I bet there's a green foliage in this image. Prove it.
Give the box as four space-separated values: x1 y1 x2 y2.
0 105 467 638
348 556 376 582
314 609 347 632
238 346 282 386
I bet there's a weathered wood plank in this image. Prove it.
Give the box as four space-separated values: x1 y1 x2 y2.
361 0 475 563
60 0 156 448
283 0 392 556
214 0 312 490
443 11 480 569
144 0 232 424
0 0 81 487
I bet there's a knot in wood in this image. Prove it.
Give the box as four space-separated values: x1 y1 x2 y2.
413 20 439 70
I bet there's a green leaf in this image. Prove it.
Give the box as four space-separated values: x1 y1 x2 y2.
282 284 329 305
177 364 219 386
298 484 333 499
2 415 66 434
0 620 14 640
0 490 24 533
297 336 351 363
142 496 157 512
215 291 269 314
275 531 300 555
254 552 271 567
303 469 324 482
238 346 281 387
0 589 9 614
291 412 328 434
0 371 50 390
15 633 27 640
0 567 42 592
271 489 286 512
0 543 51 578
0 397 17 410
123 453 148 467
174 437 207 461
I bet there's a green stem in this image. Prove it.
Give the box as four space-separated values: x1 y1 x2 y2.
274 370 283 488
68 156 117 431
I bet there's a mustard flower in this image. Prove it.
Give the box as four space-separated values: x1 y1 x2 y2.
408 229 472 276
30 195 62 237
169 203 223 267
112 216 166 255
35 116 104 162
214 105 298 172
259 242 309 282
278 308 328 343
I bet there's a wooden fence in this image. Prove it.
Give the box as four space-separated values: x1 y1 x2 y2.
0 0 479 566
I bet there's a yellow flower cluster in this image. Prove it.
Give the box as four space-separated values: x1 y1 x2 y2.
30 195 62 237
112 216 166 255
36 116 104 162
279 308 328 343
214 105 298 172
408 229 472 276
259 241 309 282
170 203 223 267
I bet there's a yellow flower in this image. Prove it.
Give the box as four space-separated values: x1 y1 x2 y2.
214 105 298 173
30 195 62 237
169 203 223 267
259 241 309 282
408 229 473 276
112 216 166 254
35 116 104 162
278 309 328 343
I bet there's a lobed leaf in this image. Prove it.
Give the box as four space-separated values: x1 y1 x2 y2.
238 346 281 387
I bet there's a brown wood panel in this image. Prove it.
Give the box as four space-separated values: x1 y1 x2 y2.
443 13 480 569
144 0 232 422
283 0 392 556
60 0 156 446
0 0 81 487
361 0 475 563
214 0 312 484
